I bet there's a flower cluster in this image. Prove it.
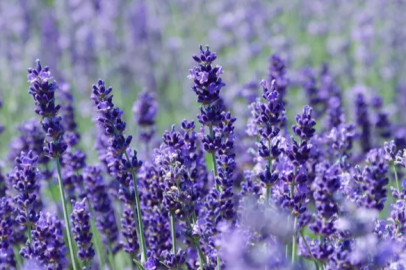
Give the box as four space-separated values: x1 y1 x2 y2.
2 36 406 270
8 151 40 233
20 212 66 270
27 60 67 158
71 199 95 263
133 90 158 145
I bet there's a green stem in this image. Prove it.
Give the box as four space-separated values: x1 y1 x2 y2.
196 241 205 269
13 245 22 269
25 208 32 244
209 125 220 191
267 140 272 169
393 164 400 191
124 152 147 263
266 187 270 205
55 158 78 270
300 230 317 262
107 241 117 270
185 218 205 268
217 254 221 270
170 211 177 254
87 200 107 270
292 215 298 264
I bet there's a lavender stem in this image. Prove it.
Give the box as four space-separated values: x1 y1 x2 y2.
55 158 78 270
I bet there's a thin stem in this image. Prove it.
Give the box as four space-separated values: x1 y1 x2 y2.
131 203 142 261
267 140 272 169
13 245 22 269
87 200 107 270
217 254 221 270
107 241 117 270
266 187 271 205
209 125 220 191
55 158 78 270
196 241 205 269
25 208 32 244
393 164 400 191
170 211 177 254
124 152 147 263
44 163 62 218
185 218 205 268
292 215 298 263
300 230 317 262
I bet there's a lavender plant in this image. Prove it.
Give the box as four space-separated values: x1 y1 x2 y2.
1 3 406 267
26 60 77 269
91 79 147 263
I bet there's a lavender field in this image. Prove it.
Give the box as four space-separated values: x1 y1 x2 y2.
1 0 406 269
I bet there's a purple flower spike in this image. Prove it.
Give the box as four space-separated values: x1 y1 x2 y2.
71 198 95 262
27 60 67 158
188 45 225 105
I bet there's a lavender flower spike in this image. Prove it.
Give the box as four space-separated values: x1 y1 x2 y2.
71 198 95 266
8 151 40 244
27 59 78 270
91 79 147 263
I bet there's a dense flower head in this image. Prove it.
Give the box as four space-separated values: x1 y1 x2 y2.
133 90 158 143
8 151 40 228
91 79 137 160
7 32 406 270
27 60 67 158
0 197 16 269
21 212 66 270
61 148 87 200
9 119 49 166
312 163 341 219
292 105 316 141
255 80 285 129
83 166 119 247
268 54 288 104
384 140 397 161
121 204 139 254
133 90 158 126
27 60 60 117
354 92 371 153
161 249 186 269
326 125 356 154
70 198 95 262
188 45 225 105
353 149 389 211
286 138 313 166
59 83 80 147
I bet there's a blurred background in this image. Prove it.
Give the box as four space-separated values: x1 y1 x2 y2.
1 0 405 161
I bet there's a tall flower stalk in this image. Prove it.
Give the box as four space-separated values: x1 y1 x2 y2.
8 151 41 245
71 198 95 268
188 45 225 192
91 79 147 263
188 45 238 269
26 60 77 270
